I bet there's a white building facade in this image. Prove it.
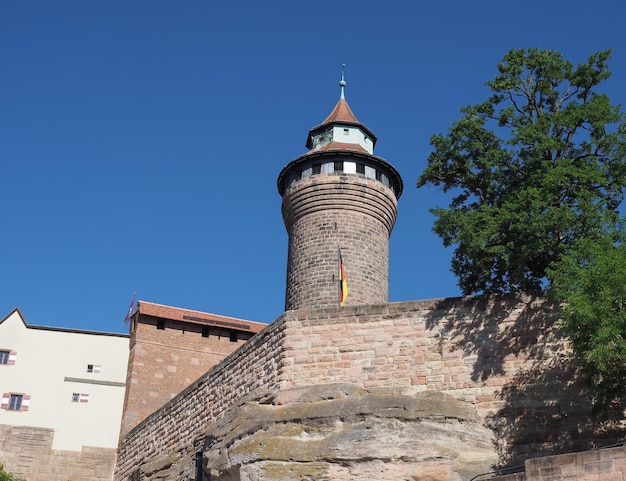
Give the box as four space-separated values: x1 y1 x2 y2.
0 308 129 480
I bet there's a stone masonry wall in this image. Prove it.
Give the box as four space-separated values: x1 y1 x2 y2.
0 424 116 481
279 296 610 466
115 296 623 480
121 316 255 435
114 316 287 481
281 174 398 310
490 445 626 481
280 297 545 413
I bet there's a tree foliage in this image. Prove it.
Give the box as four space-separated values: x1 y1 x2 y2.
550 233 626 408
418 48 626 295
0 464 21 481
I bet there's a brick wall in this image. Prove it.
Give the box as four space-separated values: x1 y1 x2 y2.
114 315 286 481
281 174 398 310
120 314 257 435
115 296 623 480
0 424 116 481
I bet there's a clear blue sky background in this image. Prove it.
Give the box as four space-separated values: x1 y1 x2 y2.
2 1 625 334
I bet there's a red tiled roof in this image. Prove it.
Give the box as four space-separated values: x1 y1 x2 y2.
136 301 266 333
307 97 377 149
322 98 359 124
311 141 370 154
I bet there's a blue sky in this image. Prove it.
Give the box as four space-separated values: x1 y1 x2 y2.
2 1 625 334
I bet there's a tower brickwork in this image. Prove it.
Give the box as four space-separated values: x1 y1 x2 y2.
278 74 403 310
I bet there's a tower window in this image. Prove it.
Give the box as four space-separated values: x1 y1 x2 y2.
334 161 343 173
157 319 165 330
343 128 349 135
312 163 321 174
230 331 238 342
356 163 365 174
376 170 383 181
202 326 209 338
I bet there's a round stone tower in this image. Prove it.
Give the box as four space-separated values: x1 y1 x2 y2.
278 72 403 311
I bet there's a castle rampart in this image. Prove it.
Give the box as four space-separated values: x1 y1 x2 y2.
114 296 617 481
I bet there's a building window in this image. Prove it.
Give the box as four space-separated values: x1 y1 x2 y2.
229 331 238 343
202 326 209 338
0 350 16 365
72 393 80 403
356 163 365 174
343 128 349 135
157 319 165 330
312 163 321 175
1 393 29 411
334 161 343 173
8 395 22 411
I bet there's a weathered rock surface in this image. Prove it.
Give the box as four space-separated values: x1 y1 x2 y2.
196 384 497 481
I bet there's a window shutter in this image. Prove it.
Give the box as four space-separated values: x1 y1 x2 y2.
20 395 30 411
8 351 17 365
79 393 89 403
1 393 8 410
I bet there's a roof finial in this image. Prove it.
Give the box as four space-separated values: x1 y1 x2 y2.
339 64 346 100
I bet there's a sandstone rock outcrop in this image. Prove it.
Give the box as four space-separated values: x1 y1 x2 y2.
195 384 497 481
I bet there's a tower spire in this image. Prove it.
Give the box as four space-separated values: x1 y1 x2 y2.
339 64 346 100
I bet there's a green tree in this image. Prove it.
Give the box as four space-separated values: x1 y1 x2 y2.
418 48 626 295
550 233 626 408
0 464 22 481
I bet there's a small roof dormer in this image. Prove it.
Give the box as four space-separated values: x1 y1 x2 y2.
305 67 377 155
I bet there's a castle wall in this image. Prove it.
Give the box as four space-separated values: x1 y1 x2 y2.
490 445 626 481
280 297 547 415
0 425 117 481
120 315 257 435
114 316 286 481
115 296 616 480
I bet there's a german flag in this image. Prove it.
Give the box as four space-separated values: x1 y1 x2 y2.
338 247 348 307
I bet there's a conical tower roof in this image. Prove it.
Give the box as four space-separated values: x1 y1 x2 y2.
321 97 360 125
305 68 378 151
